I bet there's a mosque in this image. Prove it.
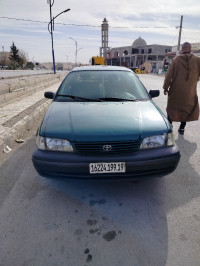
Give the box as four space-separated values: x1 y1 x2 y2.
99 18 172 72
106 36 172 72
99 18 200 72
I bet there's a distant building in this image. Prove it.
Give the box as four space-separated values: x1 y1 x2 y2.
164 42 200 66
40 62 74 70
99 19 172 72
172 42 200 53
56 63 63 71
105 36 172 72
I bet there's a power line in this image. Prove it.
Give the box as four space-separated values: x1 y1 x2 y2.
0 16 174 29
0 16 100 28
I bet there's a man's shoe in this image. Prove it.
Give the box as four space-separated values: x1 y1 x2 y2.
178 127 184 135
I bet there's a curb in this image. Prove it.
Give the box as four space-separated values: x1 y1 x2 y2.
0 100 50 155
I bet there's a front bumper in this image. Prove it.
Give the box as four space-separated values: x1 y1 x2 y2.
32 145 180 180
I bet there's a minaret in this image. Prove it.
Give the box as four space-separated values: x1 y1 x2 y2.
100 18 110 59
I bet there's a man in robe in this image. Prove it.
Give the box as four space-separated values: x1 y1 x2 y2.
163 42 200 134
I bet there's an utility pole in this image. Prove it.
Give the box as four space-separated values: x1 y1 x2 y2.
176 15 183 55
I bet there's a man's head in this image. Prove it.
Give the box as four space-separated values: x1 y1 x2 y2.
181 42 191 54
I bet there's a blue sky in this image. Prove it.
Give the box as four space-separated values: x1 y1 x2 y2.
1 0 200 64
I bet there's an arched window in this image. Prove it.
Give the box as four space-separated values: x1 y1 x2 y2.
123 50 128 56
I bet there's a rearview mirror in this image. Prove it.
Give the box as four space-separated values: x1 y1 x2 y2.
149 90 160 98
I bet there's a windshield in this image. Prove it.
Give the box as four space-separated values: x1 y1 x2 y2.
55 70 150 102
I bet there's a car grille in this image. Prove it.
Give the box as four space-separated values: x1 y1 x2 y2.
74 140 141 154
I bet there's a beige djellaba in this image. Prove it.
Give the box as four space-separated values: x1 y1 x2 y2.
163 53 200 122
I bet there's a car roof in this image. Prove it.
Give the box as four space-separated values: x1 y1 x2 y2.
70 65 133 72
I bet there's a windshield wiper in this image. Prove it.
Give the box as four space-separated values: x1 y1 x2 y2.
56 94 101 102
97 97 139 102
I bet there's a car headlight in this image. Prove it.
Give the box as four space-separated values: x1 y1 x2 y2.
140 133 174 150
36 136 73 152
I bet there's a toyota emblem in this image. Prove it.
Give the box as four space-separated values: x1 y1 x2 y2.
103 145 112 151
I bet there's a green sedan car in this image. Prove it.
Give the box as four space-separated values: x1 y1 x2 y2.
32 66 180 180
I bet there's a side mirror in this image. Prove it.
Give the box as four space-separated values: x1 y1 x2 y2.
44 91 55 99
149 90 160 98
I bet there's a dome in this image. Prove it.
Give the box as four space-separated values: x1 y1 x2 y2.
132 37 147 47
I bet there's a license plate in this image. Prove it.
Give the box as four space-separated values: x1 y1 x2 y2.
89 162 126 174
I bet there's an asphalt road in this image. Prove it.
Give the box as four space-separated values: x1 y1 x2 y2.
0 74 200 266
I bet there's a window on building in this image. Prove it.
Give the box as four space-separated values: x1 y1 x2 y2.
148 49 152 54
141 49 144 54
114 51 119 57
123 50 128 56
132 48 138 54
106 52 110 58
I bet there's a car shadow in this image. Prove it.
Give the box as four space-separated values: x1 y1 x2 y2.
42 133 200 265
161 133 200 212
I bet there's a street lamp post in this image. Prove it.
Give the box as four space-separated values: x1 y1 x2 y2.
47 0 70 74
69 37 82 67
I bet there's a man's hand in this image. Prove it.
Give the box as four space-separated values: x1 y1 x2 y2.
164 89 169 95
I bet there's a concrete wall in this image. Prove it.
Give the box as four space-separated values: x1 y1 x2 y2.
0 72 67 107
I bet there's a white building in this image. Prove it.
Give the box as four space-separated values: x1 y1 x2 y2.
105 36 172 72
172 43 200 53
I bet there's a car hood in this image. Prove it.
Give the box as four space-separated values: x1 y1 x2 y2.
40 101 168 141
